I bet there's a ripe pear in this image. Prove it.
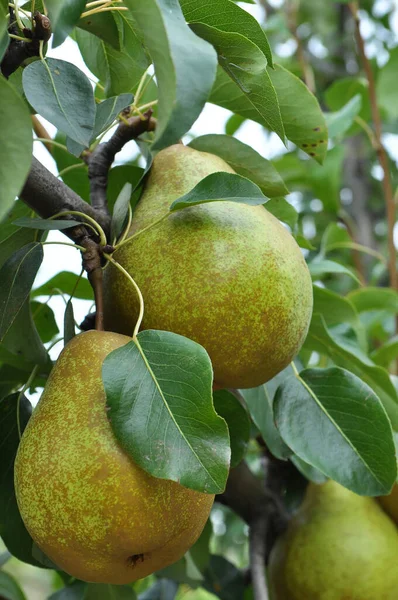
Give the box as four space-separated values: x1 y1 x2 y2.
14 330 214 584
268 480 398 600
103 144 313 389
379 483 398 525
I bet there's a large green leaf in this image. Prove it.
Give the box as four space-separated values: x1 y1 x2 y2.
125 0 217 150
170 172 267 210
179 0 273 66
0 571 26 600
103 330 230 493
51 0 87 47
213 390 250 467
0 243 43 342
188 134 288 197
23 59 96 146
1 300 49 369
77 11 121 49
274 367 397 496
0 78 32 222
304 314 398 430
347 287 398 314
325 94 362 138
32 272 93 300
265 197 298 230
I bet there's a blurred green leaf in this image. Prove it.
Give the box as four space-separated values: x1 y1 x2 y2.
213 390 250 467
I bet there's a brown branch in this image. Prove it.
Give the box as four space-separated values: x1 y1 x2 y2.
249 516 269 600
349 2 397 293
1 11 51 78
32 116 53 155
87 111 156 218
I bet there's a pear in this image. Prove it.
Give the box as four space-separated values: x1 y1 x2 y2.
103 145 313 389
379 484 398 525
14 331 214 584
268 480 398 600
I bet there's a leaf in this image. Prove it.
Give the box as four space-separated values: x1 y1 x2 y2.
371 336 398 369
240 385 291 460
95 94 134 137
84 584 137 599
0 551 11 567
203 555 245 600
308 258 360 284
13 218 81 231
0 78 33 222
213 390 250 467
265 197 298 230
77 11 121 49
52 0 87 48
49 582 87 600
33 272 93 300
0 571 26 600
325 94 362 138
325 77 371 134
0 243 43 342
156 553 203 587
225 113 245 136
64 300 75 345
111 183 133 243
291 455 328 485
210 65 285 143
312 285 364 340
274 367 397 496
0 393 42 566
308 145 345 213
179 0 273 66
347 287 398 314
31 301 59 343
170 172 266 211
0 203 37 270
125 0 217 150
268 65 328 163
377 47 398 120
103 330 230 494
304 314 398 430
188 134 288 197
23 58 96 146
138 579 178 600
106 165 145 215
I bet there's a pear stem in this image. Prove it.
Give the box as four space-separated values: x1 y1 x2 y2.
103 254 144 340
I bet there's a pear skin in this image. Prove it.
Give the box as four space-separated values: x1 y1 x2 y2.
103 144 313 389
269 480 398 600
379 483 398 525
14 331 214 584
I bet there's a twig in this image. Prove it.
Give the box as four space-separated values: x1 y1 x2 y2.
349 2 397 293
32 115 53 155
1 11 51 78
286 0 315 93
87 110 156 218
249 517 269 600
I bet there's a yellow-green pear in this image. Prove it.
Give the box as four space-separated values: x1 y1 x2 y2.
14 331 214 584
103 144 313 389
268 480 398 600
379 483 398 525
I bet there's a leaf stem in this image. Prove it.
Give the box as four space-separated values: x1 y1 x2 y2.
49 211 107 246
104 253 144 339
80 6 127 18
42 241 87 252
114 212 169 251
57 163 87 179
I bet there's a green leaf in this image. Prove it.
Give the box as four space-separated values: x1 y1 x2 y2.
74 28 109 83
265 197 298 230
203 555 245 599
225 114 245 136
111 183 133 243
347 287 398 314
52 0 87 47
138 579 177 600
188 134 288 197
31 301 59 343
85 584 137 599
107 165 145 215
0 243 43 342
23 59 96 146
371 336 398 369
210 65 285 143
0 78 32 222
77 11 121 49
307 145 345 212
304 314 398 430
291 455 328 485
213 390 250 467
274 367 397 496
13 218 80 230
49 582 87 600
64 300 75 346
325 94 362 138
312 285 364 337
324 78 371 133
125 0 217 150
156 553 203 587
179 0 273 66
52 132 90 201
170 172 266 211
0 393 42 566
240 384 292 460
268 65 328 163
0 551 11 567
308 258 360 284
103 330 230 494
0 571 26 600
32 272 93 300
377 47 398 120
0 203 37 270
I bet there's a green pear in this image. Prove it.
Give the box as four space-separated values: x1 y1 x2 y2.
14 331 214 584
103 144 313 389
268 480 398 600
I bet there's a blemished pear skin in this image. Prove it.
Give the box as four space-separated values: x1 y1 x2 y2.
103 145 313 389
14 331 214 585
379 483 398 525
268 480 398 600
